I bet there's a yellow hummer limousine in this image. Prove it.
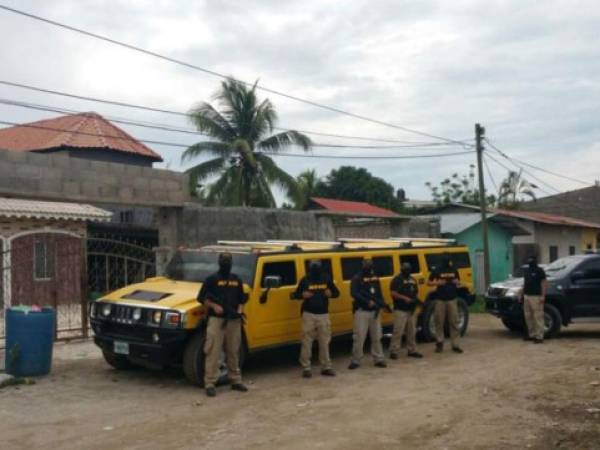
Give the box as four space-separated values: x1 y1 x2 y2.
90 238 475 385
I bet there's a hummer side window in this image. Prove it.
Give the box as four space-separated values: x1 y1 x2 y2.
341 257 364 280
372 256 393 277
261 261 297 287
303 259 333 277
399 254 421 273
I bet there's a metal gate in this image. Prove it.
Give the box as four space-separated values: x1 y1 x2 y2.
1 236 156 348
87 238 156 296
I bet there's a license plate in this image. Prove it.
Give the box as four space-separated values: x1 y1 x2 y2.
114 341 129 355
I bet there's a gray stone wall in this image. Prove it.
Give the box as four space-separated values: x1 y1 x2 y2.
163 204 335 247
0 149 189 207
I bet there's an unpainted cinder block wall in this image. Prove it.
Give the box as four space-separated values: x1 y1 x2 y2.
0 148 189 207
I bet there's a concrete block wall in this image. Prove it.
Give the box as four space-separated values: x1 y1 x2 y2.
167 204 335 247
0 149 190 207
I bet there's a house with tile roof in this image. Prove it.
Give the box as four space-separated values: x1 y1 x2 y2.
306 197 437 239
426 203 600 283
0 112 163 167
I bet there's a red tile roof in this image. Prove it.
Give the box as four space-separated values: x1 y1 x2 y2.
0 112 162 161
309 197 400 218
494 208 600 230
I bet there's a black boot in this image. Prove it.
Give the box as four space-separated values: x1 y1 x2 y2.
231 383 248 392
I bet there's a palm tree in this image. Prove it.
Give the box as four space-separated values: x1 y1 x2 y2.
182 78 312 207
295 169 320 209
497 170 537 208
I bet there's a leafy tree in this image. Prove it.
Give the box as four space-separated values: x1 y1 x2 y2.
314 166 402 211
182 78 312 207
425 164 496 206
295 169 320 210
497 170 536 208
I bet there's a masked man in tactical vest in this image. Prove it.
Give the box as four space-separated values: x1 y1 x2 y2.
293 260 340 378
389 262 424 360
197 252 248 397
348 258 390 369
428 253 463 354
521 255 547 343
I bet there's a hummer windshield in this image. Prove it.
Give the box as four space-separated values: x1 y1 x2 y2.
165 251 257 285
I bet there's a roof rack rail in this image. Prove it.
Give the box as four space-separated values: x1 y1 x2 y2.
388 237 456 243
217 240 285 248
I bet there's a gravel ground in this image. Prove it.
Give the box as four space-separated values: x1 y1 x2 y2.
1 314 600 450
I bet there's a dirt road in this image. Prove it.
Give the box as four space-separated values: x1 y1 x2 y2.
1 314 600 450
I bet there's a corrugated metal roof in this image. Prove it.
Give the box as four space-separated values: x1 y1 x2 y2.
309 197 401 218
0 197 112 222
493 208 600 230
0 112 163 161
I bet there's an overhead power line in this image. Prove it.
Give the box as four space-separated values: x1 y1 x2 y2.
484 138 592 187
485 149 559 196
0 80 471 148
0 101 467 151
0 4 469 145
0 118 475 159
260 150 474 159
482 154 499 194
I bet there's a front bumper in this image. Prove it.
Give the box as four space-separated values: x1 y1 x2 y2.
91 319 189 368
485 296 523 320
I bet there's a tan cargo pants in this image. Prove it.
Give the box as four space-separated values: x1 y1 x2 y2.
351 310 384 364
204 316 242 388
299 312 332 370
434 299 460 346
390 309 417 355
524 295 545 340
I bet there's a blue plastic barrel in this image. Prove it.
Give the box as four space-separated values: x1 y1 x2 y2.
5 307 56 376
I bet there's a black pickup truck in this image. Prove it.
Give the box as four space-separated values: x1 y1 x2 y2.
485 253 600 338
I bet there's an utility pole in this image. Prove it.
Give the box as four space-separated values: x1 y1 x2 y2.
475 123 491 291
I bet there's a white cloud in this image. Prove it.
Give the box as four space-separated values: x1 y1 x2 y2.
0 0 599 202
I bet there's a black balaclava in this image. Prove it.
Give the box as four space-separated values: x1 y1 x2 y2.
527 255 538 269
362 259 374 276
308 260 322 280
441 253 452 270
401 262 412 277
218 252 233 277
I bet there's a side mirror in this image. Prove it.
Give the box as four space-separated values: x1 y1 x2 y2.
263 275 282 289
571 270 585 282
260 275 282 304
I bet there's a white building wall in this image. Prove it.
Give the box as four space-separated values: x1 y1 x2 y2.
533 224 582 264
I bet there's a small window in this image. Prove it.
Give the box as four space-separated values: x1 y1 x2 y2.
34 241 54 280
425 252 471 271
549 246 558 262
569 246 576 256
372 256 393 277
304 259 333 278
261 261 297 287
399 254 421 273
341 257 364 280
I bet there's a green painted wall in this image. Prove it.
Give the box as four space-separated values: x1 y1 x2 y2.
449 223 514 284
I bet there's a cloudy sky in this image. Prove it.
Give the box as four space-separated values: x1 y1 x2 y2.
1 0 599 203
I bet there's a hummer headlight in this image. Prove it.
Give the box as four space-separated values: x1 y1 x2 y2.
90 302 97 318
132 308 142 321
165 312 181 327
152 311 162 324
102 303 112 317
